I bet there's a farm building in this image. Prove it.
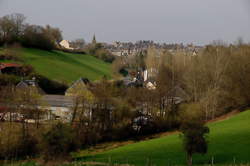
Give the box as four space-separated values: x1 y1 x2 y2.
0 63 21 74
42 95 74 121
59 40 74 50
16 78 45 94
65 77 90 96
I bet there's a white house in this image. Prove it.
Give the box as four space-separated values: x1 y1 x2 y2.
59 40 74 50
146 81 156 90
42 95 74 121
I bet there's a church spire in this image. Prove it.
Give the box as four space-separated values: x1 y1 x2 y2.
92 34 96 45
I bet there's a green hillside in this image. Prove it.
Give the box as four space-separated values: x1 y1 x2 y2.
0 48 112 83
80 110 250 166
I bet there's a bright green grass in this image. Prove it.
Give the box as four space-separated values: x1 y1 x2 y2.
79 110 250 166
0 48 111 83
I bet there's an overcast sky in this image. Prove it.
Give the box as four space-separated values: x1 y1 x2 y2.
0 0 249 45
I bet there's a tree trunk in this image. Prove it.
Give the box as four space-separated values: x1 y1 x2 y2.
187 153 193 166
36 111 40 129
71 100 79 126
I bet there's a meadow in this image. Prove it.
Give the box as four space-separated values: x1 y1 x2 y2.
76 110 250 166
0 47 112 83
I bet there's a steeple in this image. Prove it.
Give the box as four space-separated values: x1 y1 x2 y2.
92 34 97 45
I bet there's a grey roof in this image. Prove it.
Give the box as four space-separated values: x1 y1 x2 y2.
70 78 89 88
16 80 36 88
167 86 189 100
66 77 90 94
16 79 45 94
42 95 74 108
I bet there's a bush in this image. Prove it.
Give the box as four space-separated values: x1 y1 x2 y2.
0 38 4 46
42 122 79 160
0 125 39 160
0 73 67 94
19 64 35 77
0 14 62 51
95 49 115 63
31 74 68 94
85 43 115 63
21 25 55 51
0 74 20 86
16 134 39 159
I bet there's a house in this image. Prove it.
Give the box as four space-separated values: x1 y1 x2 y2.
111 51 123 57
166 85 189 104
59 40 74 50
145 68 158 79
42 95 74 120
146 81 156 90
0 63 21 74
143 70 148 81
16 78 45 94
65 77 90 96
1 78 93 122
0 95 74 122
43 77 92 120
192 50 198 56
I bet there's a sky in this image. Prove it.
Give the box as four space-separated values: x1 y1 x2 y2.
0 0 250 45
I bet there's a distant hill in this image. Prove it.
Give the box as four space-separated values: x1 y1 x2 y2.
79 110 250 165
0 47 112 84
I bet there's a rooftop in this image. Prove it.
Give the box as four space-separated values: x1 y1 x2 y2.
42 95 74 108
0 63 21 70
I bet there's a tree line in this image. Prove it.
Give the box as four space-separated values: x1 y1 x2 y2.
0 13 62 50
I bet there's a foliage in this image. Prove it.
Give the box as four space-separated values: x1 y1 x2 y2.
0 74 20 86
42 122 79 160
111 57 128 78
180 104 209 166
0 124 39 160
0 13 26 44
0 13 62 51
31 74 68 94
85 43 115 63
21 25 55 51
70 39 85 50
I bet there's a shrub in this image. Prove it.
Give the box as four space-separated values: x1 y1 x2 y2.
16 134 39 159
42 122 79 160
180 104 210 166
95 49 115 63
21 25 55 51
0 125 39 160
85 43 115 63
31 74 68 94
0 74 20 86
19 64 35 77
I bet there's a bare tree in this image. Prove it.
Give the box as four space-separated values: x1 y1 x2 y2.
71 39 85 49
0 13 26 42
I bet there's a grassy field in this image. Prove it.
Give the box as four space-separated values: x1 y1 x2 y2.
77 110 250 166
0 47 112 83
